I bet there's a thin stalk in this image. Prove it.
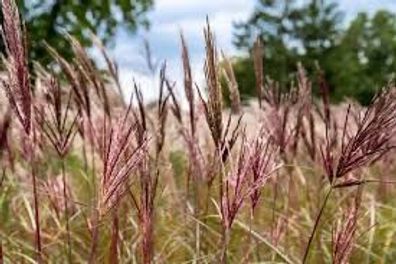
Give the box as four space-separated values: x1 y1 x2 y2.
30 139 42 263
192 179 200 263
184 162 199 261
218 148 226 263
271 175 279 243
109 212 119 264
194 218 200 264
140 162 156 264
191 180 211 260
89 145 98 264
185 165 191 218
191 160 211 258
0 239 3 264
201 182 211 257
88 210 99 264
271 177 279 261
82 133 88 173
220 226 230 264
61 159 72 263
302 186 333 263
141 212 153 264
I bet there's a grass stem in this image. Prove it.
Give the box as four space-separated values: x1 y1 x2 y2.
61 159 72 263
302 186 333 263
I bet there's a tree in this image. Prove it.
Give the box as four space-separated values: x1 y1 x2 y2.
233 1 396 105
1 0 153 66
325 11 396 104
233 0 342 96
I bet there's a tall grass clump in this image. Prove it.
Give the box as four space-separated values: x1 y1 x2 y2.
2 1 396 263
1 0 42 261
35 74 78 262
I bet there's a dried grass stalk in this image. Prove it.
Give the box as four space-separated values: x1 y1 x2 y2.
35 76 79 158
91 34 124 102
332 190 361 264
180 32 196 136
321 86 396 184
203 19 223 148
68 35 111 115
99 109 147 215
221 52 241 114
220 131 279 262
1 1 42 260
1 0 31 134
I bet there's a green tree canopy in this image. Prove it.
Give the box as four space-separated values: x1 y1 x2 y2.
327 11 396 104
232 0 396 104
233 0 342 91
1 0 153 66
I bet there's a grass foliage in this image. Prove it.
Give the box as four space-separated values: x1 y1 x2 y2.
2 1 396 263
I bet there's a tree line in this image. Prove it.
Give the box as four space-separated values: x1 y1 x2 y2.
232 0 396 104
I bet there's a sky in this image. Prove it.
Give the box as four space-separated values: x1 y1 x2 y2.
103 0 396 102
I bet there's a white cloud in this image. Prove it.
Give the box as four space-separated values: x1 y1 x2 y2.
109 0 255 99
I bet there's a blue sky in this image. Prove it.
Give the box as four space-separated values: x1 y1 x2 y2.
104 0 396 101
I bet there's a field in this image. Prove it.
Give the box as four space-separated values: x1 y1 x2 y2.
2 1 396 263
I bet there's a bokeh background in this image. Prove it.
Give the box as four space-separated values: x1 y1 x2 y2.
3 0 396 104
